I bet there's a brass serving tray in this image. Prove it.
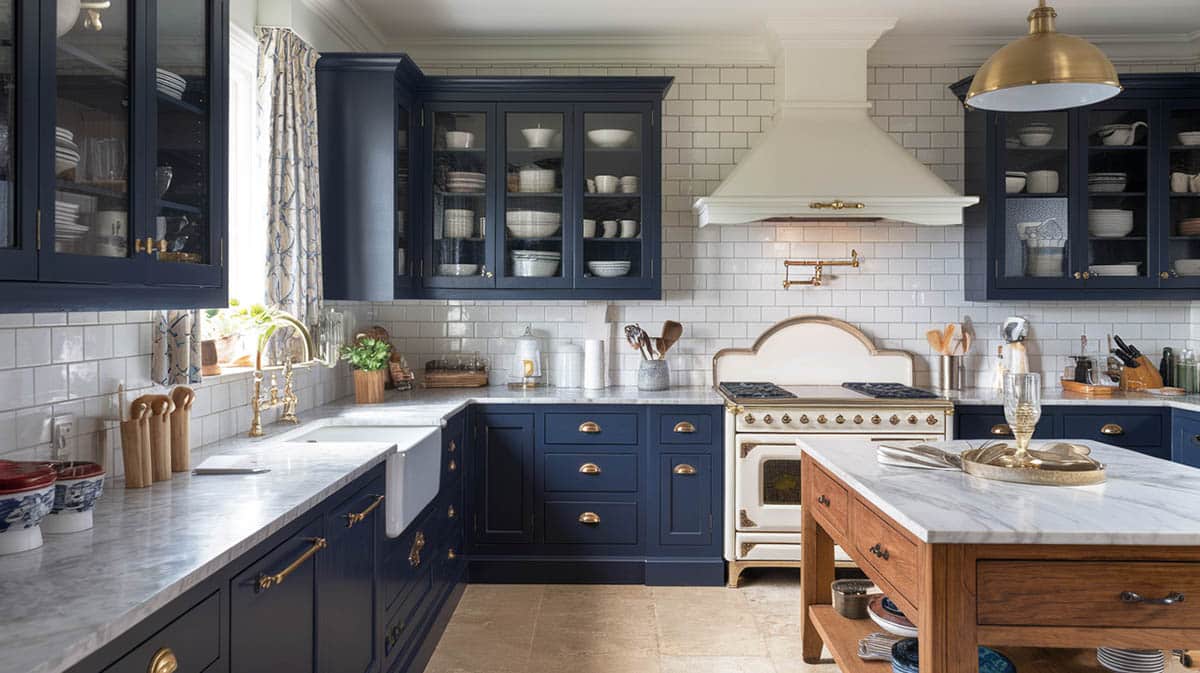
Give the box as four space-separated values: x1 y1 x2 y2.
960 442 1106 486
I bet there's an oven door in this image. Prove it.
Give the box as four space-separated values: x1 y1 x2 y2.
735 433 804 532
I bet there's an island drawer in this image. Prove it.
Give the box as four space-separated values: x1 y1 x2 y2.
850 499 918 603
977 560 1200 628
103 592 220 673
543 500 638 545
544 412 639 445
544 453 638 492
809 465 849 535
1061 411 1164 451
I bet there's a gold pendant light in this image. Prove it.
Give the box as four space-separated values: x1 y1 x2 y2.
966 0 1120 111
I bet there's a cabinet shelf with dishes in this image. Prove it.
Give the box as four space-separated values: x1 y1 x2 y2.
317 57 670 300
953 73 1200 299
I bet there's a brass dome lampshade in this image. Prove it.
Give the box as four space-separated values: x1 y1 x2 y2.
966 0 1121 111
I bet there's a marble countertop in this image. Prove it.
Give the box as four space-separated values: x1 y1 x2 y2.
799 437 1200 545
947 386 1200 412
0 385 722 673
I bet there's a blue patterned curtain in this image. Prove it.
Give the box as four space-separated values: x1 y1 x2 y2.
257 27 322 344
152 310 202 385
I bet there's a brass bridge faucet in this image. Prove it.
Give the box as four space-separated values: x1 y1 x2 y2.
249 313 316 438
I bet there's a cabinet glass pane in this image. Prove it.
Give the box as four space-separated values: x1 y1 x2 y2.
1002 112 1069 279
1168 108 1200 278
396 109 409 275
1085 108 1149 279
55 0 131 257
432 111 487 278
0 0 13 249
504 112 563 280
583 112 642 278
154 0 209 265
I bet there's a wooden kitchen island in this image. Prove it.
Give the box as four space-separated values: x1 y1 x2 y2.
799 438 1200 673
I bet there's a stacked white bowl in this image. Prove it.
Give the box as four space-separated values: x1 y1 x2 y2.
1174 258 1200 276
1087 209 1134 238
518 168 555 193
1017 122 1054 147
586 129 633 148
1088 172 1127 193
446 171 485 193
1177 131 1200 146
586 260 632 277
444 208 475 238
511 249 561 277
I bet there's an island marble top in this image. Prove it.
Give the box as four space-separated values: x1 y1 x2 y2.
799 438 1200 546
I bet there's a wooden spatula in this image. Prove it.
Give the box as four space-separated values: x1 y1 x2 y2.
926 329 945 355
660 321 683 354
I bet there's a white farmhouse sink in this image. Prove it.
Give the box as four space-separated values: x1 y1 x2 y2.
292 425 441 537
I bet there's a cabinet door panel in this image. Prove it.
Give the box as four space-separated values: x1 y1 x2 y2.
318 479 382 673
0 0 36 279
473 412 535 544
1160 99 1200 290
955 407 1058 439
1173 412 1200 468
659 454 712 546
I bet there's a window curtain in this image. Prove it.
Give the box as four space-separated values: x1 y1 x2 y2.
152 310 202 385
257 27 322 351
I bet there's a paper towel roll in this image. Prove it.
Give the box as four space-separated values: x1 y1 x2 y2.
583 339 606 389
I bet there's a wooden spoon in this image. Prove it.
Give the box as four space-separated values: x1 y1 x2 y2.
660 321 683 354
926 329 944 355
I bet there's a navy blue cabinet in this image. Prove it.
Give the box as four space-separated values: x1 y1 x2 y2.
1172 408 1200 468
0 0 228 311
316 55 671 301
951 73 1200 301
956 404 1168 459
657 453 713 547
318 477 383 673
472 410 536 545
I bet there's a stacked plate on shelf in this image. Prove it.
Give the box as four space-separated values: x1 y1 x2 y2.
1088 263 1141 277
511 249 561 277
55 127 80 177
1096 648 1165 673
586 260 632 278
446 171 485 193
54 201 87 241
156 68 186 100
1179 217 1200 237
1088 172 1128 193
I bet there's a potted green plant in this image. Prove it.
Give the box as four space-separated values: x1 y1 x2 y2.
340 336 392 404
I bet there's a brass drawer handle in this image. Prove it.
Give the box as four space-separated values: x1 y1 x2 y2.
673 421 696 433
673 463 697 476
409 531 426 567
1121 590 1184 605
346 494 384 528
868 543 890 561
258 537 327 590
578 421 601 433
809 199 865 210
990 423 1013 436
579 462 602 475
149 648 178 673
578 511 601 525
816 494 831 507
1100 423 1124 436
447 548 457 560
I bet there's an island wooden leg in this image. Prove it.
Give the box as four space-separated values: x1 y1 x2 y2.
801 504 836 663
918 544 978 673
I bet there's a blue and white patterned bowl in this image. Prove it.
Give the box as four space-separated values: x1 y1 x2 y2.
0 461 58 555
42 461 105 534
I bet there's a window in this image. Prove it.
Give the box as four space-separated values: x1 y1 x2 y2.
226 25 266 306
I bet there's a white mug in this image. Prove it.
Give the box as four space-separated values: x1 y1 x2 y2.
1172 172 1192 193
619 219 638 238
601 220 618 238
585 178 596 194
1026 170 1059 194
582 219 596 238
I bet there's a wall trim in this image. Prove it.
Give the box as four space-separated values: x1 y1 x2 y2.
295 0 385 51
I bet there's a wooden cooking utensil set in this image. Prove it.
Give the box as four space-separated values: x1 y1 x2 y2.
624 321 682 361
926 323 971 356
119 386 195 488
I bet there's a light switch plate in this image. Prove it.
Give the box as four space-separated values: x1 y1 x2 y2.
51 414 75 461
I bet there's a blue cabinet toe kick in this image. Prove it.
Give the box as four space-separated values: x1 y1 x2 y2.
466 556 726 586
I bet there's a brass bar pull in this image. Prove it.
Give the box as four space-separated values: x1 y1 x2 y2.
578 421 601 433
578 512 601 524
345 495 384 528
148 648 178 673
1100 423 1125 436
1121 591 1184 605
157 239 167 253
809 199 865 211
673 421 696 433
409 531 426 567
673 464 697 476
258 537 326 590
990 423 1013 436
578 462 602 474
135 238 145 253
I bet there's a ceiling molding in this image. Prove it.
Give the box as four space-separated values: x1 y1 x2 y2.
295 0 385 51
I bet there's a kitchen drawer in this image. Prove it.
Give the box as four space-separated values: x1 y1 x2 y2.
809 465 849 536
978 560 1200 629
543 500 638 545
955 408 1057 440
1062 410 1163 448
544 411 639 445
850 499 918 604
103 592 220 673
544 453 638 492
657 411 715 445
443 420 463 482
381 516 433 613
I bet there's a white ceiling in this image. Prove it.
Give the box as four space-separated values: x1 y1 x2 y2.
352 0 1199 40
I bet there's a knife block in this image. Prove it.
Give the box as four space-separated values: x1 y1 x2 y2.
1120 356 1164 391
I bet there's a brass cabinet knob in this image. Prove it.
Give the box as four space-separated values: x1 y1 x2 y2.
483 266 495 278
448 504 456 518
991 423 1013 436
799 414 809 424
149 648 178 673
578 512 601 525
744 413 756 424
781 414 792 424
835 414 846 424
157 239 167 253
673 421 696 433
853 415 863 424
673 463 697 475
871 414 881 425
889 415 900 425
926 414 938 426
907 415 918 425
579 462 602 475
1161 271 1171 280
1100 423 1125 436
763 414 774 424
448 459 457 472
447 548 457 560
1074 271 1082 279
578 421 601 433
448 440 456 453
1073 271 1091 280
817 415 828 424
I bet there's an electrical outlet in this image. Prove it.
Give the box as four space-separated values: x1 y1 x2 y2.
51 414 75 461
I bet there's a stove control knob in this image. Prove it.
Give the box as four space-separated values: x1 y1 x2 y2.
889 414 900 425
907 415 918 425
853 415 864 425
799 415 810 424
871 415 882 425
817 415 828 424
926 414 939 426
763 414 774 424
744 413 755 424
781 414 792 425
835 414 846 425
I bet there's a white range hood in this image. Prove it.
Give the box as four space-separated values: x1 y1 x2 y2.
694 18 978 227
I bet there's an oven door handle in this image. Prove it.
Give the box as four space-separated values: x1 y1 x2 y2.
739 441 801 458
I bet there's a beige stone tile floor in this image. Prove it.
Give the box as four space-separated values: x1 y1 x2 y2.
424 569 840 673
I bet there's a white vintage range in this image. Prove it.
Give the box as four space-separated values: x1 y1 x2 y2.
713 316 954 588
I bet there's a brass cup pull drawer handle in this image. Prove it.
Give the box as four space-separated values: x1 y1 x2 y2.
579 462 602 475
578 512 601 525
1121 590 1184 605
1193 434 1200 445
345 494 384 528
673 421 696 433
258 537 327 591
673 464 697 475
868 543 890 561
1100 423 1125 436
816 494 831 507
409 531 426 567
991 423 1013 436
149 648 178 673
578 421 601 433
